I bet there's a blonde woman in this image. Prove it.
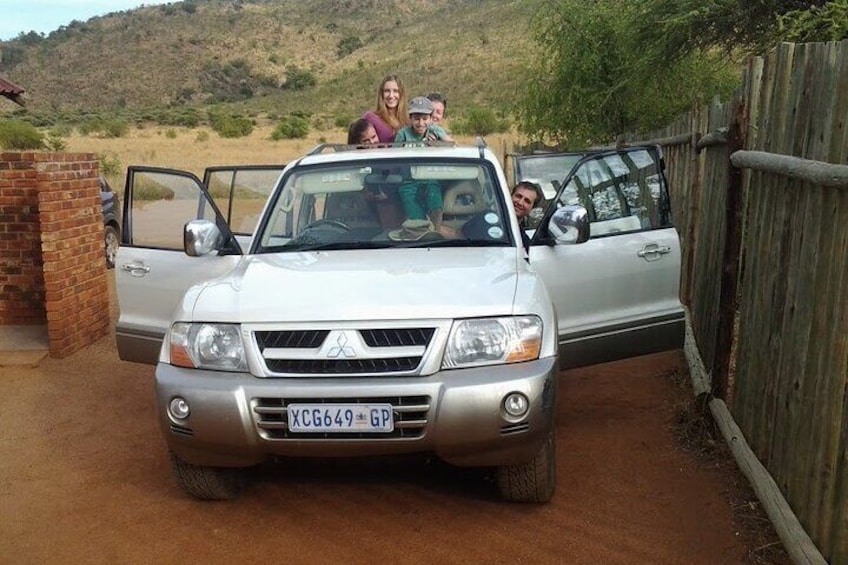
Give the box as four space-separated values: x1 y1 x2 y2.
362 74 407 142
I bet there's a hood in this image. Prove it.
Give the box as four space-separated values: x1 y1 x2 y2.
190 248 522 323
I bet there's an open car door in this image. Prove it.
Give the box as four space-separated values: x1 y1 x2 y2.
115 165 286 365
528 146 685 369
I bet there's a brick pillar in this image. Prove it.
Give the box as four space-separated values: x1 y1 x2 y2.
0 153 46 324
0 152 111 357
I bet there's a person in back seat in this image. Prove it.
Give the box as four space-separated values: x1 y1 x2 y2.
394 97 453 143
512 181 544 228
362 75 408 143
347 119 379 146
397 177 458 238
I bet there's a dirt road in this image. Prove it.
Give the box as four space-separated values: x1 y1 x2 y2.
1 289 786 564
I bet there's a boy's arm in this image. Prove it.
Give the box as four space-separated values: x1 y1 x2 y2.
427 125 454 142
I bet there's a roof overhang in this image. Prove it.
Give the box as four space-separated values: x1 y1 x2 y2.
0 77 26 107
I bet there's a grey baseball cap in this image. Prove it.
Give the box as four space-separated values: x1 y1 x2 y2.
408 96 434 115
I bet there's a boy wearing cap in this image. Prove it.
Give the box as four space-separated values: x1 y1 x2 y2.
394 96 454 143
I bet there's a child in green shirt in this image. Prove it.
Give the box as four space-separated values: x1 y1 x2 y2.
394 97 454 143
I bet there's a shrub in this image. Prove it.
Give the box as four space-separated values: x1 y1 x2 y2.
452 106 510 136
100 119 129 138
337 35 363 58
200 59 257 103
271 115 310 140
0 120 44 150
165 128 177 139
333 113 354 129
98 154 122 177
283 65 316 91
208 112 254 138
195 130 210 143
44 130 67 151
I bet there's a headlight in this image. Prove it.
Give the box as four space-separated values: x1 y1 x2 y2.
169 322 248 372
442 316 542 369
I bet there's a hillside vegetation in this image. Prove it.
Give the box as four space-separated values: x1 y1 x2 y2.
0 0 540 120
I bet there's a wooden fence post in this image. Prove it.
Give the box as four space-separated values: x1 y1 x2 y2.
711 95 747 400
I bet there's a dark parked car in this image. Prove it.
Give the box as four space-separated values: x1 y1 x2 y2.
100 176 121 269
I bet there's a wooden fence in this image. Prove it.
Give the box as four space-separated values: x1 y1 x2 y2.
627 40 848 564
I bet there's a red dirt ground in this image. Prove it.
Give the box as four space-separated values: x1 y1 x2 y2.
0 284 788 564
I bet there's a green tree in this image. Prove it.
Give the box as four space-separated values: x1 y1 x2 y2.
779 0 848 43
632 0 839 61
520 0 737 146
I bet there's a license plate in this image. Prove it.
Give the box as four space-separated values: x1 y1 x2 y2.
288 403 394 433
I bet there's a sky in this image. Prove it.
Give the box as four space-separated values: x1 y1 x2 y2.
0 0 172 41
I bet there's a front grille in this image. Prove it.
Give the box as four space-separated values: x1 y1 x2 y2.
360 328 435 347
255 327 437 375
265 357 420 374
253 395 431 439
255 330 328 351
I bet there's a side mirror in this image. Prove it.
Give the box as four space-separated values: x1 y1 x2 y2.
549 205 590 244
184 219 222 256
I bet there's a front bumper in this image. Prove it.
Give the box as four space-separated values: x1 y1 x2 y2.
155 356 557 468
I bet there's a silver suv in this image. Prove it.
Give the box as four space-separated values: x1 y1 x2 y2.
114 142 683 502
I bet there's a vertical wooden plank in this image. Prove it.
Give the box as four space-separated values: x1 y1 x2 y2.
732 52 772 448
681 105 701 306
778 42 822 536
812 43 848 563
823 41 848 564
802 187 848 562
711 93 746 400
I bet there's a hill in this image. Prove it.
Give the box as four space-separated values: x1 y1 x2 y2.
0 0 541 120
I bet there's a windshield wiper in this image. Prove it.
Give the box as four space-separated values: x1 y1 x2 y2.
277 241 395 252
399 239 509 249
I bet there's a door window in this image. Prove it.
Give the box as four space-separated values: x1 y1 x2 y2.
553 148 670 238
129 170 219 250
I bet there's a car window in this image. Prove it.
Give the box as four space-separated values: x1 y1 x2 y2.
129 170 217 249
552 148 670 238
255 158 513 252
515 153 583 201
205 167 284 235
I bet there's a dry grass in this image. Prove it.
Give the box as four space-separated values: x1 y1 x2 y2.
66 126 526 188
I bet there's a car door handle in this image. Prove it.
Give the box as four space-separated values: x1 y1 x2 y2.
121 262 150 276
637 244 672 261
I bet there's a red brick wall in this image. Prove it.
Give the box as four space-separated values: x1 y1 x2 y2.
0 152 110 357
0 153 44 324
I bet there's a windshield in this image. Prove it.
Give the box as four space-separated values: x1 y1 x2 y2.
255 158 513 253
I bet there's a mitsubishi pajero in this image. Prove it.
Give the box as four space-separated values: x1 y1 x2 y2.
115 140 684 503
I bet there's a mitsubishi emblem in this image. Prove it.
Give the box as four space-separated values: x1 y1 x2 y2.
327 332 356 358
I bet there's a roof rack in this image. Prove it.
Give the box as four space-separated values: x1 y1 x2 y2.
306 140 458 155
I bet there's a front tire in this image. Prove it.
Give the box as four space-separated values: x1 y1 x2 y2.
496 429 556 503
169 452 245 500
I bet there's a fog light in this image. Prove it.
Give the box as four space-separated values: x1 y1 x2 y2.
504 392 529 418
169 397 190 420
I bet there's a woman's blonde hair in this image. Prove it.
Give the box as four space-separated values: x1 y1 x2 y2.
375 74 408 131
